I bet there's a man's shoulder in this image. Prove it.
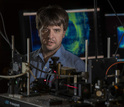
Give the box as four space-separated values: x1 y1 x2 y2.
63 49 81 60
61 50 85 72
60 45 80 59
30 49 40 57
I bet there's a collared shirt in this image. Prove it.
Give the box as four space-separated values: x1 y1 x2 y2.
29 45 85 86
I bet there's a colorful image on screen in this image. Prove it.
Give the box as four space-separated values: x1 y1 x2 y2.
117 26 124 48
62 10 90 56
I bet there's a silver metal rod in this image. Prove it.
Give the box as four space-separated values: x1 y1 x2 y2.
74 75 77 96
57 62 61 78
84 39 88 83
10 35 14 94
27 38 30 96
107 37 110 58
27 38 30 63
85 39 88 72
12 35 14 61
115 70 120 84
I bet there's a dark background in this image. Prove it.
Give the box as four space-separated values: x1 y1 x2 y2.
0 0 124 93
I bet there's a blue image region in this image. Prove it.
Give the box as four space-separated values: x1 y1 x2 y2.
62 12 90 56
29 11 90 57
29 16 41 51
117 26 124 48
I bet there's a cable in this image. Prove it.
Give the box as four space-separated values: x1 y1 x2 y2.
0 31 12 48
107 0 124 27
0 71 28 79
0 65 36 80
105 61 124 75
29 63 48 74
0 12 22 56
0 12 9 42
29 69 37 80
114 33 124 57
29 63 81 78
0 12 13 50
0 30 23 58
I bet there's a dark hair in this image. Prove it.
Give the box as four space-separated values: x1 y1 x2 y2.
36 5 69 31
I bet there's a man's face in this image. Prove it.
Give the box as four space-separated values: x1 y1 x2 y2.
38 24 66 52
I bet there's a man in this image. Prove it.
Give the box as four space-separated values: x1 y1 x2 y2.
29 5 85 87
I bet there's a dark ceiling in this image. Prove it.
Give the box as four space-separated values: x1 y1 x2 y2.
0 0 122 11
